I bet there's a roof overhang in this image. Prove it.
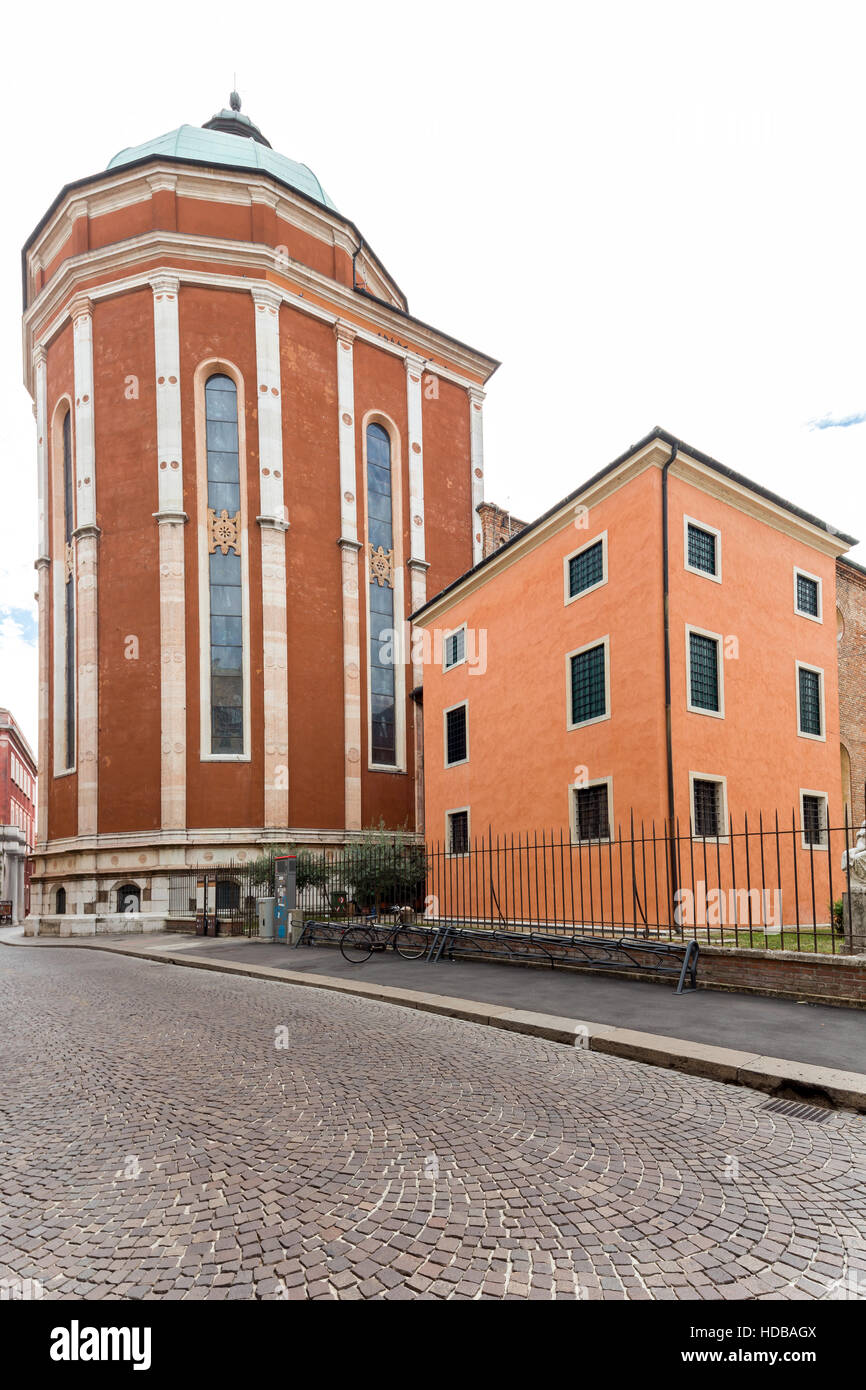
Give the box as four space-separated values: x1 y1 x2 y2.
412 428 858 627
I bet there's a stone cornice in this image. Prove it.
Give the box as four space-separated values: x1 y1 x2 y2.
257 515 289 531
21 235 497 396
250 284 283 312
337 536 363 553
153 510 188 525
25 161 407 314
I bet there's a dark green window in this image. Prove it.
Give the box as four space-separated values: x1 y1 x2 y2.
568 539 604 597
570 643 607 724
689 632 720 712
367 423 396 765
687 523 717 576
574 783 610 841
445 705 467 766
205 375 244 754
62 410 75 767
798 667 822 736
796 573 819 617
693 779 722 838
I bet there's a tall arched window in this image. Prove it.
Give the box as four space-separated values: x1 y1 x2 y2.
62 410 75 768
205 375 244 754
55 886 67 915
367 423 397 766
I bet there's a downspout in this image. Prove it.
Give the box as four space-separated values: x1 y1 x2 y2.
352 235 365 292
662 442 679 920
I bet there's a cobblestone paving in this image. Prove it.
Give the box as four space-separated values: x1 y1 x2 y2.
1 947 864 1301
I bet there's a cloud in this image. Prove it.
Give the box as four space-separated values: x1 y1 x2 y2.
807 410 866 431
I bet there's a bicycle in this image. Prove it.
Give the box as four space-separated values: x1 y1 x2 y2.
339 917 430 964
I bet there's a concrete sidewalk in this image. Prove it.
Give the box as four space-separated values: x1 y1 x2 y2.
3 926 865 1111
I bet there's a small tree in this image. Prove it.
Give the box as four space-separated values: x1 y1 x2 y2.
248 847 331 898
343 823 426 912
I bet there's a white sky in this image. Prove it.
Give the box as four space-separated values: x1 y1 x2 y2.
2 0 865 751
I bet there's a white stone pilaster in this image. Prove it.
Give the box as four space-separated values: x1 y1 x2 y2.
253 286 289 828
34 346 49 562
71 296 98 836
36 558 50 848
150 276 188 832
335 321 362 830
469 387 486 565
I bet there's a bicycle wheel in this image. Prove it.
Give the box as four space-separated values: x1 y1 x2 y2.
394 927 429 961
341 926 375 964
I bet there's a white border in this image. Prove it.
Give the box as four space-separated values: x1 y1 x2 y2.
568 774 615 844
445 805 471 857
362 411 407 774
689 771 730 843
799 788 829 851
443 623 468 672
683 514 722 582
793 566 823 623
566 634 611 730
443 700 469 768
795 660 826 741
686 624 725 718
563 531 608 605
195 359 253 762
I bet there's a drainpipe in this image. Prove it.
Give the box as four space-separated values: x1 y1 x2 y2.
662 442 679 917
352 235 365 292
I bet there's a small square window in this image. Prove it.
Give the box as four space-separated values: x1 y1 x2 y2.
687 523 717 576
693 779 722 838
448 810 469 855
796 572 819 617
570 643 607 725
568 539 605 598
798 667 823 737
445 705 467 766
444 629 465 670
802 793 827 847
574 783 610 841
689 632 720 712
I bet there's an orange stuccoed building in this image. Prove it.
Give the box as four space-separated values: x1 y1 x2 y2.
23 95 497 926
413 428 858 908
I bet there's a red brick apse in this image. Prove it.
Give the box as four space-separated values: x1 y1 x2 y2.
23 97 497 924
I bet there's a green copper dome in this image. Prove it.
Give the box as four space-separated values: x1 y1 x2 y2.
107 109 337 212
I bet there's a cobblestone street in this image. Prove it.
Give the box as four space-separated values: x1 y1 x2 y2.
1 946 864 1300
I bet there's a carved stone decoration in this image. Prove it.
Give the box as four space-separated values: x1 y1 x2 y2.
208 508 241 556
64 540 75 583
369 543 395 588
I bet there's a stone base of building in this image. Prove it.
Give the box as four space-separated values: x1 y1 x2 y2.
26 825 420 934
25 913 171 937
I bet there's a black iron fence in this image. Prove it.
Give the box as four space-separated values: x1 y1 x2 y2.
167 862 259 936
425 809 862 954
165 802 865 955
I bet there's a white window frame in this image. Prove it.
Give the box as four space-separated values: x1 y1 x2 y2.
683 515 722 583
799 788 829 852
685 624 725 719
443 700 469 769
565 634 611 731
569 774 615 845
689 771 730 843
563 531 608 606
795 660 826 742
793 566 823 623
443 623 468 672
445 806 471 857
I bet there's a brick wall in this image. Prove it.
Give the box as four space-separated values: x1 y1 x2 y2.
837 557 866 827
477 501 527 558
